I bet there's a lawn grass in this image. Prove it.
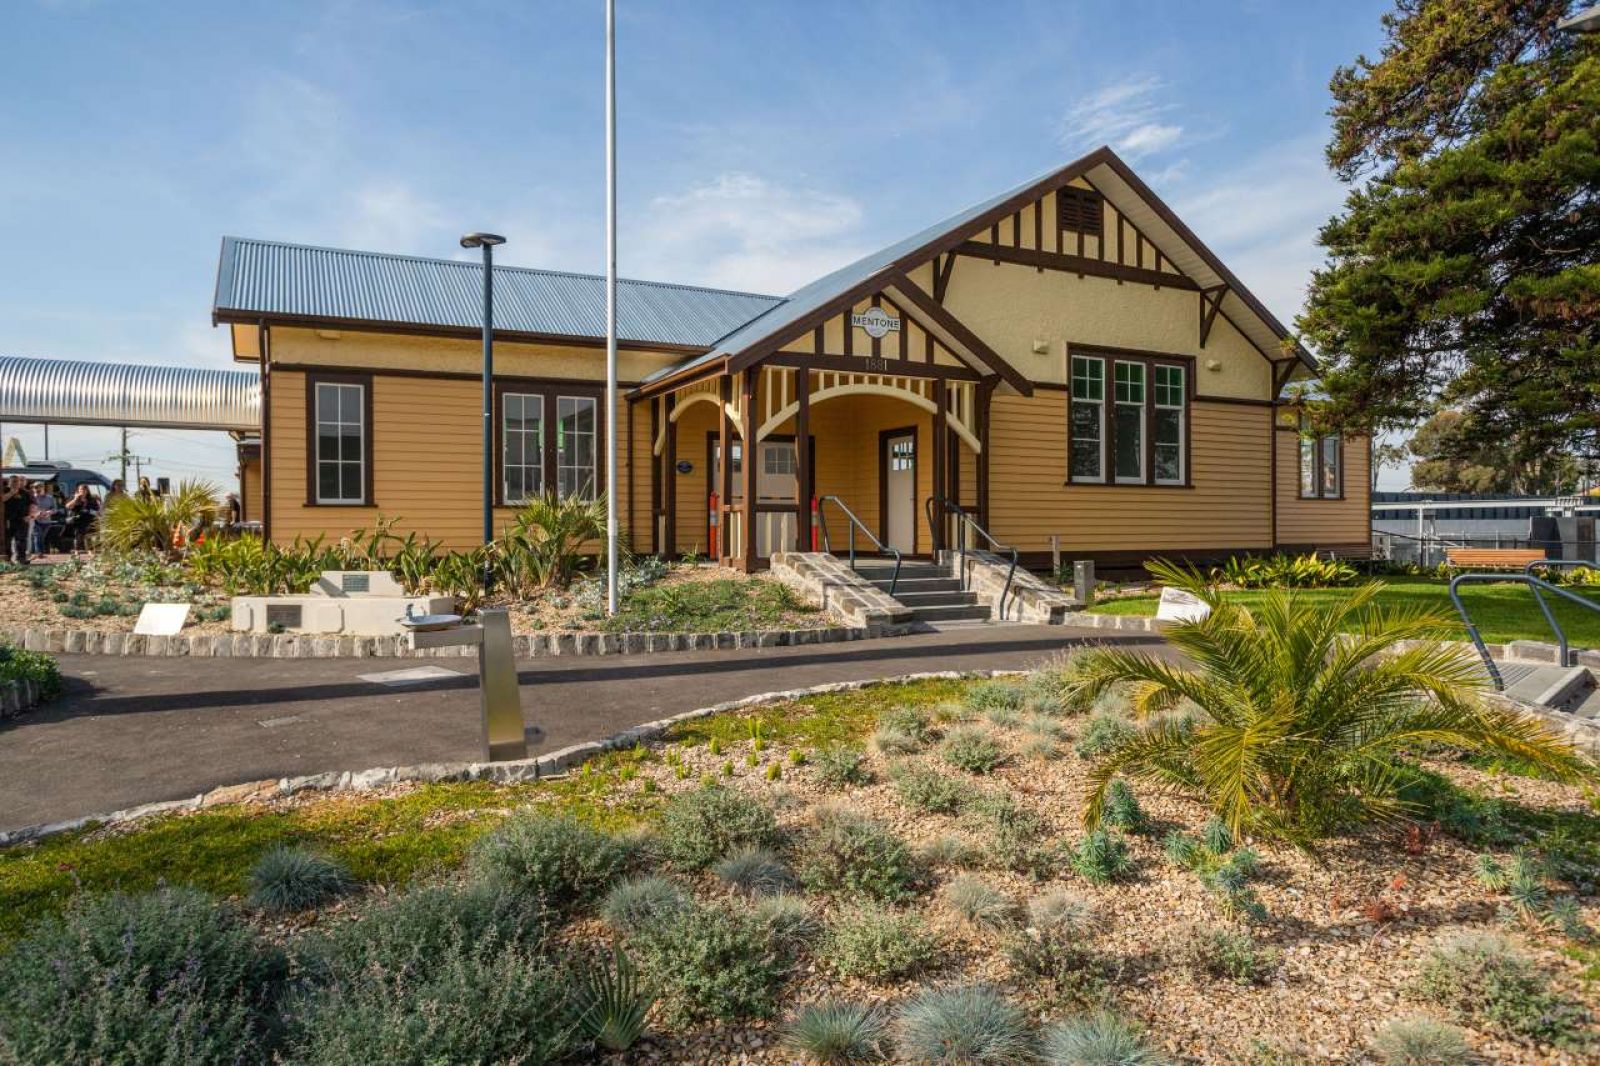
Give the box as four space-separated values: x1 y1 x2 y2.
0 677 963 945
1088 576 1600 647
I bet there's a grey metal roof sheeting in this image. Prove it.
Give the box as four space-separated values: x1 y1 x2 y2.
214 237 783 349
0 356 260 432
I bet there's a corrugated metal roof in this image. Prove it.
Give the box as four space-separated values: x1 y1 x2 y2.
214 237 783 349
0 356 260 432
643 146 1314 388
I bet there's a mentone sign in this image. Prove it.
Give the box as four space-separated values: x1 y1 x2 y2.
850 306 901 339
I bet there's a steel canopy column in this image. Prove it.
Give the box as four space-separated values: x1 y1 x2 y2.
794 368 811 553
741 369 759 570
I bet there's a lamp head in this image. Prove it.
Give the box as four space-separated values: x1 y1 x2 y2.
460 232 507 249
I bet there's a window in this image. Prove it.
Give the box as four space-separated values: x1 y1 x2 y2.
1058 186 1104 238
313 380 366 504
1153 365 1185 485
556 396 596 500
1299 416 1342 499
764 442 798 476
1113 361 1145 483
889 438 914 472
1069 355 1104 482
1067 349 1188 487
501 393 544 503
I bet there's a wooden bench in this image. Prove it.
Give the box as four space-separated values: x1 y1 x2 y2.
1443 548 1547 570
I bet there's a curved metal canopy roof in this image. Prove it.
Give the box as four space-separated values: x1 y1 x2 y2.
0 356 260 432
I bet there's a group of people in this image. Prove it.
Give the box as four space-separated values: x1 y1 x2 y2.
2 478 114 564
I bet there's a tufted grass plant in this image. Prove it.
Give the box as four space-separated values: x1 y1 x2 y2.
1414 931 1589 1047
941 725 1008 774
813 743 873 789
798 806 922 902
822 904 940 983
891 759 978 814
713 846 799 897
755 893 823 950
895 985 1035 1065
1371 1017 1476 1065
871 726 922 756
248 844 357 913
657 782 781 869
469 811 629 915
919 833 980 867
944 874 1017 928
600 874 690 933
1023 736 1065 761
783 1000 890 1064
1040 1011 1170 1065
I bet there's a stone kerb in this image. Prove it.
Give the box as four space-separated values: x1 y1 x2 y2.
769 551 913 631
0 677 43 721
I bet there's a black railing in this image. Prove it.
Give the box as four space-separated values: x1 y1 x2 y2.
1448 564 1600 688
816 494 902 596
925 495 1019 620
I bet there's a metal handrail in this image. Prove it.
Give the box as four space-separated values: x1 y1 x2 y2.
925 495 1019 621
1448 571 1600 688
816 494 902 596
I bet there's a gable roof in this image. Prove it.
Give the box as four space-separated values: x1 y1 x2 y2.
212 237 782 350
640 145 1315 391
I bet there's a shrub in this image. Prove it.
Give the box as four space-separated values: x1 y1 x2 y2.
575 945 652 1053
1215 551 1358 590
1068 830 1133 884
658 783 780 869
0 887 286 1066
1371 1017 1475 1065
814 743 873 788
1040 1011 1170 1065
1025 714 1070 740
798 807 922 902
1008 891 1106 1003
822 904 940 982
891 760 977 814
872 725 922 755
470 811 629 914
0 642 62 700
1023 736 1064 761
755 893 823 949
1074 711 1136 758
100 479 221 555
967 793 1058 877
784 1000 889 1064
941 725 1007 774
1415 932 1589 1046
1100 781 1152 835
282 936 578 1065
944 874 1016 928
629 899 793 1025
895 985 1035 1065
495 492 607 592
600 875 690 933
1063 560 1585 848
882 705 939 742
1021 670 1068 715
965 679 1027 714
248 844 356 913
1165 922 1277 984
1165 831 1266 920
714 846 799 896
919 834 978 867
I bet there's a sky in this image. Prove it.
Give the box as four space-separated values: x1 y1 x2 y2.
0 0 1406 489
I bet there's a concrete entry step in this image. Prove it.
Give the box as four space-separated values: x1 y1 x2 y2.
1500 663 1594 715
849 557 996 626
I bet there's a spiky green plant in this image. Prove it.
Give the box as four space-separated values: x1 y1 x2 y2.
495 492 607 592
1100 780 1152 835
99 480 221 557
1371 1017 1475 1066
713 846 799 897
944 875 1016 928
1040 1011 1170 1065
574 945 652 1052
1062 560 1588 849
248 845 355 913
1069 829 1133 885
783 1000 888 1064
894 985 1034 1065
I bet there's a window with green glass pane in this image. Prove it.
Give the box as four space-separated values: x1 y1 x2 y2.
1069 356 1105 481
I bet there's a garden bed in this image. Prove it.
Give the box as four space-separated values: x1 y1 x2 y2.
1 674 1594 1064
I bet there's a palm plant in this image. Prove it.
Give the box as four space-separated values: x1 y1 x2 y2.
1061 559 1588 850
496 492 607 592
98 480 221 557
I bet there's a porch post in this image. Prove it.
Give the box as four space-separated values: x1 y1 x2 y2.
740 368 760 570
794 367 811 553
718 376 733 565
977 379 995 531
663 392 677 557
932 381 947 553
649 396 661 554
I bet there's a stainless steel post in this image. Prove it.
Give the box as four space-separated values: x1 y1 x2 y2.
477 608 526 761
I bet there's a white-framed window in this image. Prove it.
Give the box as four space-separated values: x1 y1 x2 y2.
1069 355 1105 482
764 442 798 476
1113 360 1145 483
556 395 596 500
1153 364 1185 485
1299 415 1343 499
501 393 544 504
314 381 365 504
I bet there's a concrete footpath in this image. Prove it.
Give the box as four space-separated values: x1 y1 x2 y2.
0 624 1164 832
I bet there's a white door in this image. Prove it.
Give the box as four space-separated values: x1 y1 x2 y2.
884 431 915 553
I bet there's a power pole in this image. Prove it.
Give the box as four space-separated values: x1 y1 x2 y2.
119 427 128 484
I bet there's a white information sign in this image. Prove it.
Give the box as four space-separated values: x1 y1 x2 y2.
850 306 901 338
133 603 191 636
1155 587 1211 624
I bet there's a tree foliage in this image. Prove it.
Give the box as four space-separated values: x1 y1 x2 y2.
1407 408 1581 493
1299 1 1599 471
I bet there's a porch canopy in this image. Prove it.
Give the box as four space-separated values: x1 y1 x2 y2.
631 145 1315 570
0 356 261 433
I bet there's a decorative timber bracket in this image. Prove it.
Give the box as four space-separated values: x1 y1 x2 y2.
889 272 1033 396
1271 358 1298 397
933 254 957 304
1198 284 1228 348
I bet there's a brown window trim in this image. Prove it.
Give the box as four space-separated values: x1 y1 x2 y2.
304 371 375 507
1298 417 1345 500
492 380 607 507
1065 345 1194 489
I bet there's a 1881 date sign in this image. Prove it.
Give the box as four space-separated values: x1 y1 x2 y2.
851 306 900 339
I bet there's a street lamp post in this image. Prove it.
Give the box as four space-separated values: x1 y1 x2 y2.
461 232 507 590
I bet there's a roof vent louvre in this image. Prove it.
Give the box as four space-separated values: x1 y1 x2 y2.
1057 187 1104 238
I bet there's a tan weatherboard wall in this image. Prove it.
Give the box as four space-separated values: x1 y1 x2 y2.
267 326 683 385
240 454 262 524
1274 428 1372 548
987 392 1274 554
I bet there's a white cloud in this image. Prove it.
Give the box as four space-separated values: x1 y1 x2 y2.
1060 75 1185 161
628 173 869 293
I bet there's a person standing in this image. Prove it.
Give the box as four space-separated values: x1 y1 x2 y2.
62 484 100 553
3 477 34 564
30 483 58 555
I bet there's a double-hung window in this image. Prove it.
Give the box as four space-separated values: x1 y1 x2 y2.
1153 365 1185 485
496 386 600 504
501 393 544 503
313 379 367 504
556 396 597 500
1299 416 1342 498
1069 355 1105 482
1113 361 1146 483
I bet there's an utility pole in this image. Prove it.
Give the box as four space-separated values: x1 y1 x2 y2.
120 427 128 484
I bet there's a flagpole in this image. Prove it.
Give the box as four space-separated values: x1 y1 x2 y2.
604 0 619 616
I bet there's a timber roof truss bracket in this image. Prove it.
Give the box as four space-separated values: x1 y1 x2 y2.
1198 284 1228 348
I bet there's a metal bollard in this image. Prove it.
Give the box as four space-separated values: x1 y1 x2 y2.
1073 560 1095 605
477 609 527 762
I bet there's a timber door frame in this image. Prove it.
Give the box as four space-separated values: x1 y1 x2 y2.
878 425 919 556
705 432 816 558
